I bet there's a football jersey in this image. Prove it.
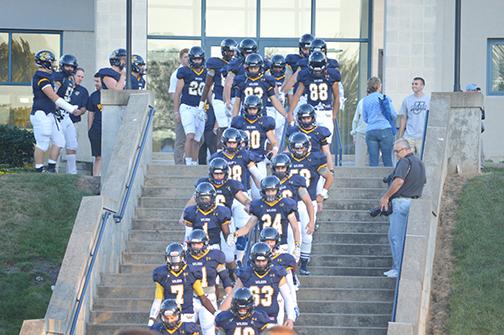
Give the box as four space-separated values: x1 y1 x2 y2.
183 205 231 246
215 310 270 335
31 70 56 115
232 74 276 110
206 57 228 100
222 57 245 77
297 68 341 111
230 115 276 160
177 66 207 107
285 125 331 153
278 174 308 203
97 67 121 90
265 74 285 108
53 71 75 105
130 73 146 90
195 178 245 209
271 252 297 272
285 54 303 73
289 152 328 200
250 197 297 245
152 264 202 314
150 321 201 335
87 90 102 130
186 249 232 288
211 149 260 190
237 265 287 322
69 85 89 123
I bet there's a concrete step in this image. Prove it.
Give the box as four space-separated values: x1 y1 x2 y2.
296 313 390 327
99 273 396 289
139 197 380 210
295 326 388 335
135 208 387 223
132 219 389 234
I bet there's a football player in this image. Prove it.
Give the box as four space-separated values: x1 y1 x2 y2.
200 39 237 139
215 288 271 334
287 132 334 275
271 154 315 255
259 228 299 325
97 48 127 90
230 95 277 199
130 54 146 90
148 243 217 326
224 243 297 328
290 51 341 142
53 54 81 174
223 39 258 112
285 34 314 107
265 54 288 143
30 50 78 173
173 46 208 166
185 230 233 335
150 299 201 335
238 129 249 150
234 176 301 261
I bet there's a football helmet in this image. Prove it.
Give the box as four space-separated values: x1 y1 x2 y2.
299 33 315 56
109 48 127 69
260 176 281 202
231 288 255 317
220 38 238 61
250 242 273 275
308 51 327 79
189 46 205 68
288 132 312 159
59 54 78 75
165 243 186 272
243 94 263 121
208 157 229 185
195 182 216 211
244 53 264 78
259 227 281 250
271 153 291 180
270 54 286 77
296 104 317 129
238 39 258 58
35 50 56 71
131 54 146 74
187 229 208 256
221 127 242 154
309 38 327 54
238 130 249 150
159 299 181 328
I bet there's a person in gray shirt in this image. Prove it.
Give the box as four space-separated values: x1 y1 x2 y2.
398 77 430 155
379 138 426 278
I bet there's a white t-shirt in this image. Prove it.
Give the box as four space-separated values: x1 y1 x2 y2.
168 64 183 93
399 93 430 139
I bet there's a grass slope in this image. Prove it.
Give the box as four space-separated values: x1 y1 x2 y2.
0 173 94 335
447 168 504 334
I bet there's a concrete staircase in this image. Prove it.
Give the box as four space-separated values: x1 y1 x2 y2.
87 154 394 335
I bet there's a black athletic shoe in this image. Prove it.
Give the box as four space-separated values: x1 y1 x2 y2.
47 163 56 173
299 258 310 276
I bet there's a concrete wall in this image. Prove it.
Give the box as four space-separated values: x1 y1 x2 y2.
372 0 385 76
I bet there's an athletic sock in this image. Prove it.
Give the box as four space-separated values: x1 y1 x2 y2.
66 154 77 174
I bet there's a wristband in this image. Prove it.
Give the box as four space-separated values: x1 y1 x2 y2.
319 188 328 198
294 241 300 247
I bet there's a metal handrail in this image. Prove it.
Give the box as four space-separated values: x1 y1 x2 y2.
68 105 155 335
333 118 343 166
420 109 430 161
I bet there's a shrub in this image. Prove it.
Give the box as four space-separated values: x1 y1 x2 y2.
0 125 34 167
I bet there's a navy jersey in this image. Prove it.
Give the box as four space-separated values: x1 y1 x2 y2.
237 265 287 321
183 205 231 246
289 152 328 200
285 125 331 153
186 249 231 288
285 54 303 73
69 85 89 123
295 57 340 72
130 74 146 90
97 67 121 90
150 321 201 335
297 68 341 111
232 74 276 110
87 90 102 130
53 71 75 104
211 149 260 190
195 178 244 209
265 74 285 108
250 197 297 245
215 310 270 335
230 115 275 160
272 252 297 272
278 174 307 203
222 57 245 77
31 70 56 115
152 264 202 314
206 57 228 100
177 66 207 107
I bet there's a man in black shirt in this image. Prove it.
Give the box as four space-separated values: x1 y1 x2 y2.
379 138 426 278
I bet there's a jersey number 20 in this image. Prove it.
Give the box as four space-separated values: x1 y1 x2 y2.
189 81 205 96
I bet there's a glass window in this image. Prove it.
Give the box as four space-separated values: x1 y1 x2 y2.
0 86 33 128
206 0 256 37
261 0 311 38
0 33 7 82
264 47 298 59
316 0 368 39
148 0 201 36
12 33 60 83
489 40 504 95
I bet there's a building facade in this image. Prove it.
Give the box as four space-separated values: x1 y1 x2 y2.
0 0 503 160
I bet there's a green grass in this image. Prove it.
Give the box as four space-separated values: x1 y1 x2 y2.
447 168 504 334
0 173 94 335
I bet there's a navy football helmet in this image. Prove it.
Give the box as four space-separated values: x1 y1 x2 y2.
159 299 181 328
238 130 249 150
231 288 255 317
189 46 205 68
270 54 286 77
59 54 78 75
250 242 273 275
308 51 327 79
208 158 229 185
35 50 56 71
309 38 327 54
187 229 209 256
260 176 281 202
271 153 292 180
260 227 281 250
243 94 263 120
244 53 264 78
109 48 127 69
238 39 258 58
221 127 242 154
288 132 312 159
165 243 186 272
297 104 317 129
131 54 146 74
195 182 216 211
299 33 315 56
221 38 238 60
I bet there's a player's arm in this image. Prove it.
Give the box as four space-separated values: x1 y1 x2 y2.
247 161 264 187
232 96 241 117
298 187 315 235
282 68 300 94
173 78 184 122
201 69 215 103
87 111 94 130
321 143 334 170
266 130 279 157
193 279 217 314
148 282 164 326
103 73 126 91
179 195 196 225
279 277 296 328
285 269 298 308
221 277 244 311
331 81 340 120
224 72 236 108
398 100 408 138
316 166 334 212
235 190 251 208
270 95 287 118
221 220 231 239
290 83 305 114
40 81 78 114
216 262 234 305
287 212 301 258
234 214 258 238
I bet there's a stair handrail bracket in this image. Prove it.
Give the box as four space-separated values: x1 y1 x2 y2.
41 91 155 335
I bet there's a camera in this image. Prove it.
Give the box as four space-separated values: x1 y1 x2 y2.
369 203 393 217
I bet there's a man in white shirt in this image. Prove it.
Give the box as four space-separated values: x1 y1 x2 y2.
398 77 430 155
168 48 190 165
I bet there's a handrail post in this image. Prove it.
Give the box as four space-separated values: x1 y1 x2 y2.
333 118 343 166
420 109 430 161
